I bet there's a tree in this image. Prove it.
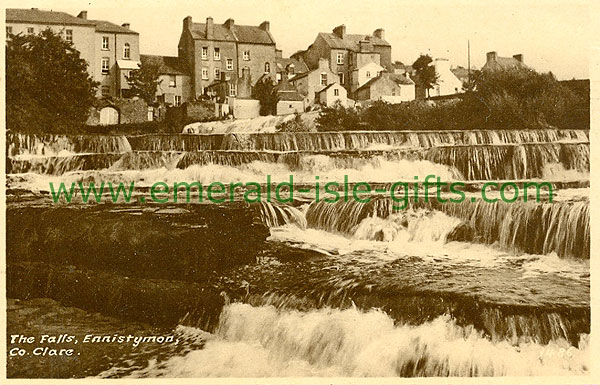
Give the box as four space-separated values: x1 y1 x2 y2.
252 76 278 116
412 55 438 98
126 59 162 105
6 29 98 132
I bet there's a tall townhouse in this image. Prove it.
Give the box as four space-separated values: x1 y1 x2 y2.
177 16 277 98
6 8 139 98
302 25 391 94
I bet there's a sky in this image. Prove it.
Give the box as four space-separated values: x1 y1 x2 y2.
4 0 593 79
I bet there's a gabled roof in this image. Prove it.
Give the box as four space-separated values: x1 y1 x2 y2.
190 22 275 45
356 72 414 92
316 82 341 94
141 55 187 75
277 90 305 101
90 19 138 34
318 32 390 50
6 8 138 34
6 8 94 26
275 57 309 74
483 57 527 71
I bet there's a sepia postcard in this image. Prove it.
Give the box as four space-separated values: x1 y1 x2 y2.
2 0 598 383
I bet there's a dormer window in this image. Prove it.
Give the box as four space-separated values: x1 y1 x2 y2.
123 43 130 59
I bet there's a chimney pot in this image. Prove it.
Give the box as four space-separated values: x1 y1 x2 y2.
513 54 524 63
486 51 498 63
206 17 214 39
77 10 87 19
259 21 270 32
333 25 346 39
121 23 130 29
373 28 385 40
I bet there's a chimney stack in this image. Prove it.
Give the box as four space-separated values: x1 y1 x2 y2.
318 58 329 70
259 21 270 31
206 17 214 39
373 28 385 40
77 10 87 19
225 18 235 29
513 54 524 63
121 23 130 29
183 16 193 31
333 25 346 39
486 51 498 63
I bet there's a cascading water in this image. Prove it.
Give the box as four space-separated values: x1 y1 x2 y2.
6 126 590 377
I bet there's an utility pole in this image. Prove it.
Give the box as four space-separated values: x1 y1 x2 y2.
467 40 471 91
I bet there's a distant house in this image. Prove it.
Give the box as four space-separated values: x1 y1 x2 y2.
430 58 464 97
289 58 338 106
482 51 527 72
6 8 139 99
178 16 277 99
355 72 415 103
316 83 348 107
140 55 192 106
275 76 305 115
275 49 309 81
301 24 391 93
351 61 384 93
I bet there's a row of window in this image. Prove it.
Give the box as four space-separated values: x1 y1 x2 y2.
7 26 73 42
201 47 253 62
200 63 271 81
101 37 131 59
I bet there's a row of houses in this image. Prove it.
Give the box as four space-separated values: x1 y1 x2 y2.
6 8 528 123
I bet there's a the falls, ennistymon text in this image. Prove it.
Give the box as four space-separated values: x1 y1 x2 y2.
48 175 553 208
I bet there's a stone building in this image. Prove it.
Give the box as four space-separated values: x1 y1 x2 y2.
177 16 277 99
355 72 415 103
482 51 527 72
140 55 192 106
301 25 391 93
6 8 140 99
289 58 338 106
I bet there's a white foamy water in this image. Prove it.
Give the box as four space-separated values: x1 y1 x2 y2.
268 209 590 278
117 303 588 377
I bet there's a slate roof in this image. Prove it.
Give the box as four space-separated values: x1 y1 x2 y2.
277 90 305 101
356 72 414 92
275 57 309 74
141 55 187 75
190 22 275 45
6 8 93 26
318 32 390 51
316 83 339 94
89 19 138 34
6 8 138 34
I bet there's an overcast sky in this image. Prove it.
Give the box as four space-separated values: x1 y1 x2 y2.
4 0 592 79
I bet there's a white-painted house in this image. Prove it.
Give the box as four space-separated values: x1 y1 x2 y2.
317 82 347 107
430 58 464 97
351 61 384 92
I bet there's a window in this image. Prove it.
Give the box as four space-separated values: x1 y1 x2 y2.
213 47 220 60
101 86 110 97
101 57 110 74
243 51 250 60
334 88 339 96
65 29 72 42
6 26 13 35
214 68 220 79
229 83 237 97
123 43 130 59
366 71 371 78
27 27 34 35
320 73 327 86
102 36 109 50
226 59 233 70
336 52 344 65
264 62 270 73
202 67 209 80
174 95 182 106
338 72 344 84
169 75 176 87
202 47 208 60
